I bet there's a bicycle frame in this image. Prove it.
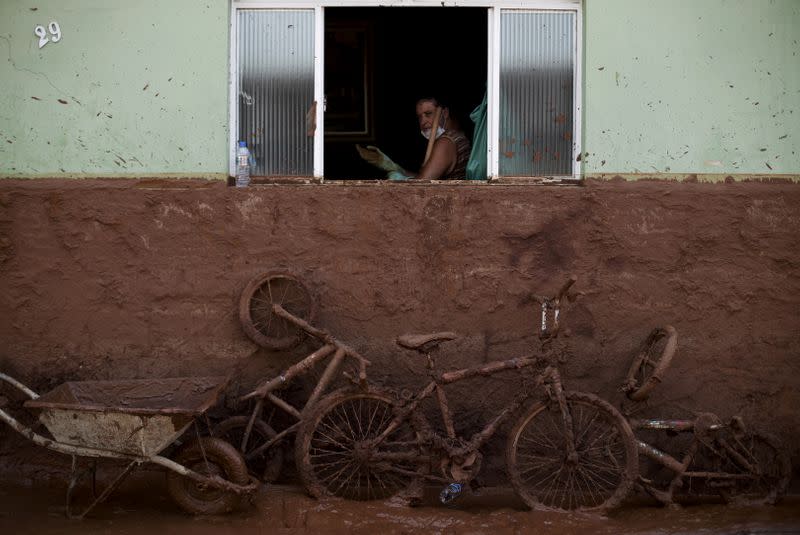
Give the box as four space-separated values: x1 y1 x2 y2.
378 358 571 462
629 416 756 504
617 323 791 506
367 274 581 483
232 304 370 463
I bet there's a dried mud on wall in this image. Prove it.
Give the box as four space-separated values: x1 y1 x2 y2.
0 178 798 482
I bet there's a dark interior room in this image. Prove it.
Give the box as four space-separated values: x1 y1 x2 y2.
324 7 487 179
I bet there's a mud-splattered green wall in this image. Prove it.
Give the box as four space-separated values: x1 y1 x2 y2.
583 0 800 176
0 0 229 178
1 0 798 178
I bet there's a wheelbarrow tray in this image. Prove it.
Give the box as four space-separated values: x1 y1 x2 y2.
24 376 228 457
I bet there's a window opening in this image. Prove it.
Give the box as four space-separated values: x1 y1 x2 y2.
323 7 487 180
232 3 580 181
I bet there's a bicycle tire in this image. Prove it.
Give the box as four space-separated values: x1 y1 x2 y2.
717 432 791 505
623 326 678 401
166 437 250 515
294 388 427 501
213 416 285 483
239 270 316 350
506 391 638 513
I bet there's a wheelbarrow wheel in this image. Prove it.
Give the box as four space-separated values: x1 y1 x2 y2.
239 270 316 350
166 437 249 515
213 415 285 482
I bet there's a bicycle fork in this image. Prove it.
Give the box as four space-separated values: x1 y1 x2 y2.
547 369 579 463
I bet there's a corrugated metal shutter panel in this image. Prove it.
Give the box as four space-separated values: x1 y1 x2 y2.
500 11 575 177
238 10 314 176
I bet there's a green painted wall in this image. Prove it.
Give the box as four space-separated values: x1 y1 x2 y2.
583 0 800 175
0 0 229 178
1 1 798 178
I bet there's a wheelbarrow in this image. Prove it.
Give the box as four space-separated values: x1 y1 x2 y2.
0 372 259 518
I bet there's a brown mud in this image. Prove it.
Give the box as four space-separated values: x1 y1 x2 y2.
1 475 799 535
1 178 799 488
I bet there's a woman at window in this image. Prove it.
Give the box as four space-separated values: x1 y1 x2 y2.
356 96 471 180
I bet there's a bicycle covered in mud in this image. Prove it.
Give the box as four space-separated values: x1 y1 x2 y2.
293 276 640 513
620 325 791 506
216 270 372 483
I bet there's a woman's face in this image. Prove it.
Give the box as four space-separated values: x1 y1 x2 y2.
416 100 447 134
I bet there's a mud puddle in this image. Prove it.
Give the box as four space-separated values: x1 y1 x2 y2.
1 473 798 535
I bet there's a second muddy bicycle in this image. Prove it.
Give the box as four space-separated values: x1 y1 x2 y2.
620 326 791 506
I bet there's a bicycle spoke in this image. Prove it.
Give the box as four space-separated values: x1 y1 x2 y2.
538 465 567 507
518 461 562 484
321 459 359 492
575 464 606 507
309 453 351 469
370 465 403 498
575 462 619 502
331 460 362 496
301 392 419 501
276 280 292 306
365 399 391 438
312 420 353 451
336 402 359 441
519 419 562 451
510 394 634 512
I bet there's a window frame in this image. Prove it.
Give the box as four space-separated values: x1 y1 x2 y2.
229 0 583 183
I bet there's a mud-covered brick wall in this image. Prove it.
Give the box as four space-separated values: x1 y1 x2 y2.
0 179 798 484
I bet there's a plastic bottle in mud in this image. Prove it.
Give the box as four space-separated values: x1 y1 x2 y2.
439 482 462 504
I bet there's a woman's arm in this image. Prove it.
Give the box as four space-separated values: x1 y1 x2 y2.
414 137 456 180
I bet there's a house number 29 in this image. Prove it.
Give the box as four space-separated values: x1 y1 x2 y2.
34 22 62 49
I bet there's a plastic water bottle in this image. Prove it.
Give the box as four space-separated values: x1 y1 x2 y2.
236 141 251 188
439 482 462 504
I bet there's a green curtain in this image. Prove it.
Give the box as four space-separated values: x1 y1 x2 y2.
466 92 487 180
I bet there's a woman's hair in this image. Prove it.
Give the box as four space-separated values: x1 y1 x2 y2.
415 96 448 109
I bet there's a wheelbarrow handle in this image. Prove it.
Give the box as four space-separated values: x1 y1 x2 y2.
0 372 40 400
152 455 260 495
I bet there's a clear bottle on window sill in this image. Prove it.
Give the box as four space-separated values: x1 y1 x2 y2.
236 141 251 188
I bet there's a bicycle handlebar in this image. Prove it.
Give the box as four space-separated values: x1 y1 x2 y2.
556 275 578 301
533 275 578 340
240 306 372 401
272 304 372 368
533 275 577 305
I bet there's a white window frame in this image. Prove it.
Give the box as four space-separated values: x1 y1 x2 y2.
230 0 582 181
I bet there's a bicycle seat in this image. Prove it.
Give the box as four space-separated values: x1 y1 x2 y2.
396 332 458 353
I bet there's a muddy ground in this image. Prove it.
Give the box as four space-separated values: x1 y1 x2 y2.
0 178 798 487
1 473 800 535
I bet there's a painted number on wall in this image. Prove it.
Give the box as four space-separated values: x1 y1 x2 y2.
34 22 62 49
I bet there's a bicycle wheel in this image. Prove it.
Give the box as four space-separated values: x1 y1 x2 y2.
295 388 426 501
717 432 791 505
239 270 316 350
166 437 250 515
213 416 285 483
623 326 678 401
507 391 638 513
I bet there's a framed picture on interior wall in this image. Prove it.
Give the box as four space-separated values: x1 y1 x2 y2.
325 21 373 140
